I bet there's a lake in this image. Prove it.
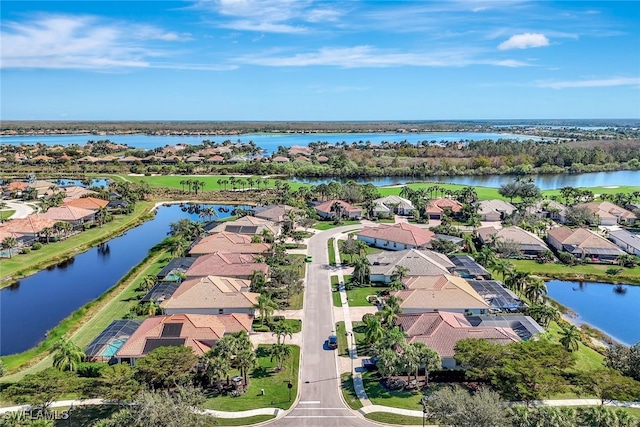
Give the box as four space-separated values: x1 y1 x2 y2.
0 131 540 155
0 203 244 356
546 280 640 346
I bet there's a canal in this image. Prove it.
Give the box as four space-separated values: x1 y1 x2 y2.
546 280 640 346
0 204 242 356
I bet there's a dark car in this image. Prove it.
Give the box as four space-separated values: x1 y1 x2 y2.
361 356 379 371
328 335 338 349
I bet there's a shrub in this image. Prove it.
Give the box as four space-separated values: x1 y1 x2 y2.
32 242 43 250
77 362 106 378
21 247 31 254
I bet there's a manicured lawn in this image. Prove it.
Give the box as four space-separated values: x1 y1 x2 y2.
314 220 361 231
217 415 275 426
327 238 336 265
333 290 343 307
123 175 280 191
345 286 386 307
361 371 424 410
511 259 640 284
1 201 154 284
546 321 605 372
0 210 15 220
336 321 367 357
288 292 304 310
202 345 300 411
341 373 363 410
365 412 428 425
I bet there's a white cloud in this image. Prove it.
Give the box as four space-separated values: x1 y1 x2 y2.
498 33 549 50
538 77 640 89
235 45 529 68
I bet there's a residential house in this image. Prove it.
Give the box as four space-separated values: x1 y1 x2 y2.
84 319 142 362
547 226 624 262
357 222 435 251
161 275 259 315
188 232 271 256
372 195 415 216
314 199 362 219
1 215 59 243
391 275 490 314
477 226 549 258
272 156 290 163
64 197 109 211
156 257 196 281
207 216 281 237
424 198 463 220
478 200 516 222
398 312 521 368
252 205 296 224
61 186 98 202
608 229 640 256
577 201 637 226
527 200 568 224
38 206 96 230
367 249 455 283
116 313 253 365
449 255 492 279
185 252 269 279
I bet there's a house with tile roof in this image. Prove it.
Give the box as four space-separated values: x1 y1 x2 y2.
185 252 269 279
161 275 259 315
64 197 109 211
398 311 521 368
547 226 624 263
188 232 271 256
357 222 435 250
251 205 296 224
38 206 96 230
477 225 550 258
391 275 490 314
478 199 516 222
1 215 59 240
526 200 568 224
424 198 463 220
372 195 415 217
367 249 455 283
608 229 640 256
207 216 281 237
61 186 98 202
116 313 253 364
577 201 637 226
314 199 362 219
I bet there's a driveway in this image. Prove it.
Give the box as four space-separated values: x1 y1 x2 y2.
2 200 36 219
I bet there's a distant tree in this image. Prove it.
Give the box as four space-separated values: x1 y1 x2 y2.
52 338 85 372
4 368 78 409
135 346 198 389
574 368 640 405
559 324 582 352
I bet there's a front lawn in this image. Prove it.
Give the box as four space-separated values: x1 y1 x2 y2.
345 286 386 307
0 210 16 221
361 371 424 410
511 259 640 284
202 345 300 411
365 412 429 425
335 321 367 357
314 220 361 231
341 373 363 410
327 238 336 265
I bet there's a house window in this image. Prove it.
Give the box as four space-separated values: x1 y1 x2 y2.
218 309 224 314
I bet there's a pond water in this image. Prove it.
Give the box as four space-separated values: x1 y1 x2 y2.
292 170 640 190
546 280 640 346
0 131 540 155
0 203 245 356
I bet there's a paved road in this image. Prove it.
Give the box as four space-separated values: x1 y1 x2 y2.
2 200 35 219
275 226 372 427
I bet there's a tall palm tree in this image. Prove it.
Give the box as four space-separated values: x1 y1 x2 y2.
140 275 157 292
399 343 420 384
411 342 441 387
330 200 344 221
168 237 188 258
270 343 292 371
362 316 384 346
376 348 399 380
523 277 548 304
559 324 581 352
271 321 294 345
236 348 257 385
352 255 371 285
206 355 231 391
492 259 515 282
254 294 278 325
504 270 532 296
52 338 85 372
1 236 17 258
391 265 410 283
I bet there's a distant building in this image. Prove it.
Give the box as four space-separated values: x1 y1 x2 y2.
478 200 516 222
367 249 455 283
314 199 362 219
547 226 624 263
608 229 640 256
424 198 463 220
357 222 435 250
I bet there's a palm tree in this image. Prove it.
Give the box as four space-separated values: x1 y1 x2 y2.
352 255 371 285
330 200 344 221
271 321 294 345
559 324 581 352
206 355 231 391
492 259 515 282
411 342 441 387
96 206 108 227
254 294 278 325
523 277 548 304
52 338 85 372
236 348 257 385
362 316 384 346
270 343 292 371
399 343 420 384
168 237 188 258
139 275 157 292
391 265 410 283
504 270 532 296
376 348 399 380
1 236 17 258
525 304 560 328
41 227 53 244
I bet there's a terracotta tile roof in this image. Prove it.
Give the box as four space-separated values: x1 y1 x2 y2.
39 205 95 221
189 232 271 255
208 216 280 236
398 312 520 358
64 197 109 210
547 226 573 243
5 182 29 191
62 186 97 202
161 275 259 311
579 201 637 221
207 155 224 163
314 199 362 214
316 155 329 163
396 275 489 311
1 215 58 234
253 205 295 223
478 226 547 247
425 198 463 214
358 223 435 247
288 145 313 156
186 252 269 278
368 249 455 277
272 156 290 163
549 226 621 250
116 313 253 358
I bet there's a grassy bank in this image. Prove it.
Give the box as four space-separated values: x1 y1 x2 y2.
0 243 170 377
0 201 154 287
511 259 640 285
341 373 363 410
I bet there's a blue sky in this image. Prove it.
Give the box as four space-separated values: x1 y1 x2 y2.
1 1 639 120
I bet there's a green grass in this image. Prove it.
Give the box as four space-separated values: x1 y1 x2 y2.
336 322 348 356
327 238 336 265
284 243 307 249
345 286 386 307
288 292 303 310
341 373 363 410
365 412 427 425
511 259 640 284
216 415 275 426
336 321 367 357
0 210 16 220
1 201 154 286
314 220 361 231
202 345 299 411
361 372 425 410
546 321 605 372
333 290 343 307
123 174 291 192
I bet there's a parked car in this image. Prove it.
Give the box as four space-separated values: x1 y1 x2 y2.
305 255 313 263
361 357 379 371
327 335 338 349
